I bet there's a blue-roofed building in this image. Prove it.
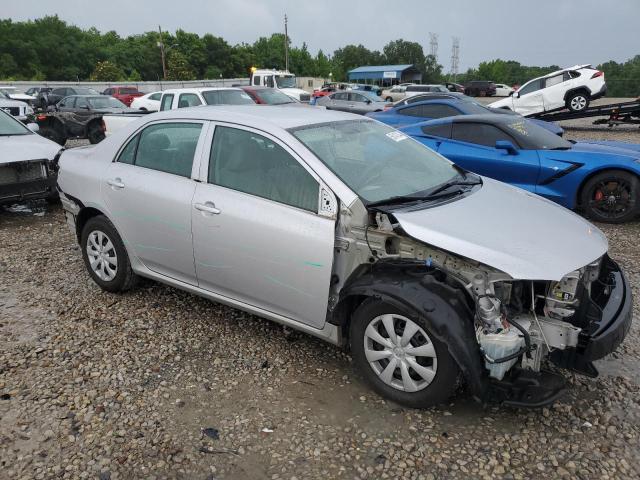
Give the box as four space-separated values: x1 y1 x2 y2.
347 64 422 85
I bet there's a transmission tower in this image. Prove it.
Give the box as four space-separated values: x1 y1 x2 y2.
450 37 460 82
429 32 439 60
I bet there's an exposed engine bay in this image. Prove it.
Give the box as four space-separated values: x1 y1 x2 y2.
332 204 617 387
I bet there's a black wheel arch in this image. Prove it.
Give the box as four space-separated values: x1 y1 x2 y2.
564 86 592 102
331 262 488 397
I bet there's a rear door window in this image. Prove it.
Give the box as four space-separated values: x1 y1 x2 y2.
117 122 203 177
160 94 174 111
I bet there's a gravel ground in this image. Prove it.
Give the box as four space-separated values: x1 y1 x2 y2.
1 124 640 479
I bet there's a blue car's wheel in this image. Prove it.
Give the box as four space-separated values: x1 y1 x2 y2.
581 170 639 224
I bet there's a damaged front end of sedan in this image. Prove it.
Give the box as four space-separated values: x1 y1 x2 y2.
329 184 632 407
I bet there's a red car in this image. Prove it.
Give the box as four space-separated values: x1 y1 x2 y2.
102 87 144 107
240 86 297 105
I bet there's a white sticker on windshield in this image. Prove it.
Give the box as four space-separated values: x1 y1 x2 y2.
386 131 408 142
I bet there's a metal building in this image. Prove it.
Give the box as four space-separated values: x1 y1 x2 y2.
347 64 422 86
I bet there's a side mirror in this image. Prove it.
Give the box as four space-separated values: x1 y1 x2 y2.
26 123 39 133
510 91 519 98
495 140 518 155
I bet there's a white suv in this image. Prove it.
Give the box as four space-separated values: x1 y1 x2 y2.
489 65 606 116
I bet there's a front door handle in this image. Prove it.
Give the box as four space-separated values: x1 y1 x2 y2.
194 202 221 215
107 178 125 189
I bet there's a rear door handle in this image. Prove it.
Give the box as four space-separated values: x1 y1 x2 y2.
194 202 221 215
107 178 125 189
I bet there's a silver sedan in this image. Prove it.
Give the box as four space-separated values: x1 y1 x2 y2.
315 90 388 115
57 105 630 408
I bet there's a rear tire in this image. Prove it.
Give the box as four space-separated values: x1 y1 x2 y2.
385 97 393 102
87 122 105 144
567 91 590 112
80 215 138 292
349 299 459 408
39 126 65 146
581 170 639 223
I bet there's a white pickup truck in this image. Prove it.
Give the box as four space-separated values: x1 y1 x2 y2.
250 69 311 102
102 87 254 137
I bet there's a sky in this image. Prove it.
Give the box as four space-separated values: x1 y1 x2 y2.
3 0 639 72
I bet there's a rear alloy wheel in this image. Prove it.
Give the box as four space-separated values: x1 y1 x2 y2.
350 300 459 408
581 170 639 223
81 215 138 292
567 92 589 112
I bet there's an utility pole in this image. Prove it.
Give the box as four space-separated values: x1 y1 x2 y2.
284 14 289 72
450 37 460 82
158 25 167 80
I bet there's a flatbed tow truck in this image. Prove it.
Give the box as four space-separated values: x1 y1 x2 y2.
530 98 640 127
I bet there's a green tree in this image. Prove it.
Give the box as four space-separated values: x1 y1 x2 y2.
90 60 124 81
167 50 195 81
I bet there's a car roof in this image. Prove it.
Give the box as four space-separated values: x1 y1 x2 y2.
142 104 364 130
161 87 244 94
396 98 459 108
419 113 514 126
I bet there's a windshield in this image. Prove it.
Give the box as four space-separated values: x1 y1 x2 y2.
291 120 459 204
254 88 295 105
76 88 99 95
361 91 383 102
88 96 127 109
502 119 573 150
0 110 30 135
202 89 255 105
275 75 296 89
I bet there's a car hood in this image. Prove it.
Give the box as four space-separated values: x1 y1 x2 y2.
280 88 309 97
571 141 640 157
488 97 512 109
392 177 607 281
0 134 61 164
0 98 28 107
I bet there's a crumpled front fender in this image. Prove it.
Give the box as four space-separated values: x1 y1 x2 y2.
336 264 488 397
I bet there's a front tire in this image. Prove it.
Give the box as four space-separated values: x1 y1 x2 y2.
350 300 459 408
581 170 639 223
567 91 590 112
81 215 138 292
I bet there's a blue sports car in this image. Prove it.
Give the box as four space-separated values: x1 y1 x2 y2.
366 98 564 136
399 114 640 223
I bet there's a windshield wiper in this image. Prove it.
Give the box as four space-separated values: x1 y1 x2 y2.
425 177 482 197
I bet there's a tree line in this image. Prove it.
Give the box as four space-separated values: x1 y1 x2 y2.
0 16 638 97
